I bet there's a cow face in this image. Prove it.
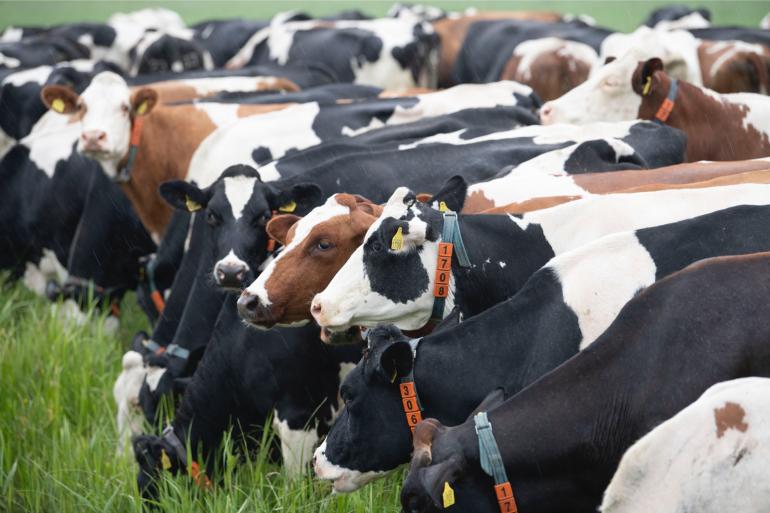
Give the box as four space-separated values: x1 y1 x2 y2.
160 165 322 292
313 325 412 491
238 194 382 328
311 177 466 332
539 50 648 125
40 71 157 177
132 433 184 500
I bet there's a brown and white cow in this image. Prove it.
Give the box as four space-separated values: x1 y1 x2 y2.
41 71 294 236
698 40 770 94
541 54 770 161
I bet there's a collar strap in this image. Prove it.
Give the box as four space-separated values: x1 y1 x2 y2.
145 256 165 313
654 78 678 123
141 339 190 360
116 115 145 183
162 425 211 489
398 338 423 433
431 212 471 321
475 412 518 513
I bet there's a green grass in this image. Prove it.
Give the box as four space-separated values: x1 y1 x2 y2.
0 282 404 512
0 1 768 33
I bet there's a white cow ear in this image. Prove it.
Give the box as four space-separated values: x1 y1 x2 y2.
40 85 80 114
386 187 412 207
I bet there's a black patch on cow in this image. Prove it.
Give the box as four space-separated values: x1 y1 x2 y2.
563 139 645 174
251 147 273 165
644 5 711 27
135 34 210 74
363 218 429 303
514 91 541 112
391 24 439 82
621 122 687 169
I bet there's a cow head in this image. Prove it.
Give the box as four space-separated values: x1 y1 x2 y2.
40 71 157 178
311 176 467 332
132 433 185 500
539 49 651 125
313 325 412 491
160 165 322 292
238 194 383 328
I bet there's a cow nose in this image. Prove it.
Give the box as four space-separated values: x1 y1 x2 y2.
81 130 107 146
311 301 322 316
214 261 247 289
237 291 259 321
539 103 554 123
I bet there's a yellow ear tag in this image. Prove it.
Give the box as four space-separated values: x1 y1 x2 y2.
161 449 172 470
52 98 65 113
442 481 455 508
390 365 398 383
136 100 148 116
438 201 449 213
278 200 297 213
642 76 652 96
185 195 202 212
391 226 404 251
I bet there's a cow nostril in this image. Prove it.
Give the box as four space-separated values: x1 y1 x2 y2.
216 269 226 282
311 302 322 315
97 132 106 141
237 292 259 317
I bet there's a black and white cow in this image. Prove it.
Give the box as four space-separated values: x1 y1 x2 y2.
643 5 711 29
225 16 440 89
311 179 770 332
400 251 770 513
313 202 770 491
132 303 362 499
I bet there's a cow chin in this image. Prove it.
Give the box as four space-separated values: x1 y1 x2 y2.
313 440 387 492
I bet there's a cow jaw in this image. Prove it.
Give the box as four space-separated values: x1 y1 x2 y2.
76 72 133 173
313 439 387 492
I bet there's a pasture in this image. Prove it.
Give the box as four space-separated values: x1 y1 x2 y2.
1 1 770 513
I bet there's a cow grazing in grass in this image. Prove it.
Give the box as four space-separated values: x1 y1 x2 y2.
401 252 770 513
313 204 770 491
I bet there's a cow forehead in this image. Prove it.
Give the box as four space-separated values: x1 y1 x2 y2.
289 196 351 245
222 176 259 220
80 71 130 105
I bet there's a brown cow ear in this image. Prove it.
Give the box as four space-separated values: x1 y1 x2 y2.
633 58 664 96
131 88 158 116
40 85 80 114
266 214 300 245
415 193 432 203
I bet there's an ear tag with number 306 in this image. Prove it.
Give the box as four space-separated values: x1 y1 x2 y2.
391 226 404 251
443 481 455 508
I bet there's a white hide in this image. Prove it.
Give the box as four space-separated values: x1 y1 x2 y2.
314 183 770 331
273 412 321 478
652 11 711 30
601 377 770 513
313 438 386 492
114 350 147 454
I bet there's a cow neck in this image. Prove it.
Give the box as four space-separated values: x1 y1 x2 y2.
429 211 471 322
115 105 219 237
651 78 679 124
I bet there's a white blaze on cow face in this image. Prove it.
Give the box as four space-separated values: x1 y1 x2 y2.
245 195 351 310
540 50 649 124
313 439 386 492
312 188 444 331
211 176 258 284
74 72 133 173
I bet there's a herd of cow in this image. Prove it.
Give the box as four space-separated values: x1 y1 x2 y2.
3 2 770 511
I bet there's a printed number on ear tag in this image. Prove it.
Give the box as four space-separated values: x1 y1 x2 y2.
642 76 652 96
136 101 148 116
443 481 456 508
278 200 297 213
439 201 449 213
185 195 202 212
391 226 404 251
161 449 172 470
52 98 65 113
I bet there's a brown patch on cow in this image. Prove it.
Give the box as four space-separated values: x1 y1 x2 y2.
462 190 496 213
139 77 300 104
698 41 770 94
431 12 564 86
500 46 591 102
257 194 384 325
236 102 294 118
633 63 770 161
714 401 748 438
482 195 582 214
618 168 770 193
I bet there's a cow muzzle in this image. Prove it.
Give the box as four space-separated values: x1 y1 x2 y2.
80 130 109 154
237 290 281 328
213 261 249 290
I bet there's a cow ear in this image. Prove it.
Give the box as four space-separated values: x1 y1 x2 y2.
131 87 158 116
430 175 467 212
378 340 414 383
272 183 322 214
40 84 80 114
632 58 664 96
159 180 210 212
266 214 301 245
414 455 465 509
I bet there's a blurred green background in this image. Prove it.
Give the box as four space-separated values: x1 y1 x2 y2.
1 1 767 31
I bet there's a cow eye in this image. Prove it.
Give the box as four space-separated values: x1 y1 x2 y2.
316 239 333 251
371 240 383 252
206 211 220 226
121 104 129 114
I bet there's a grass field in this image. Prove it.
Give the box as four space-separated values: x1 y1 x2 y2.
0 1 767 512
